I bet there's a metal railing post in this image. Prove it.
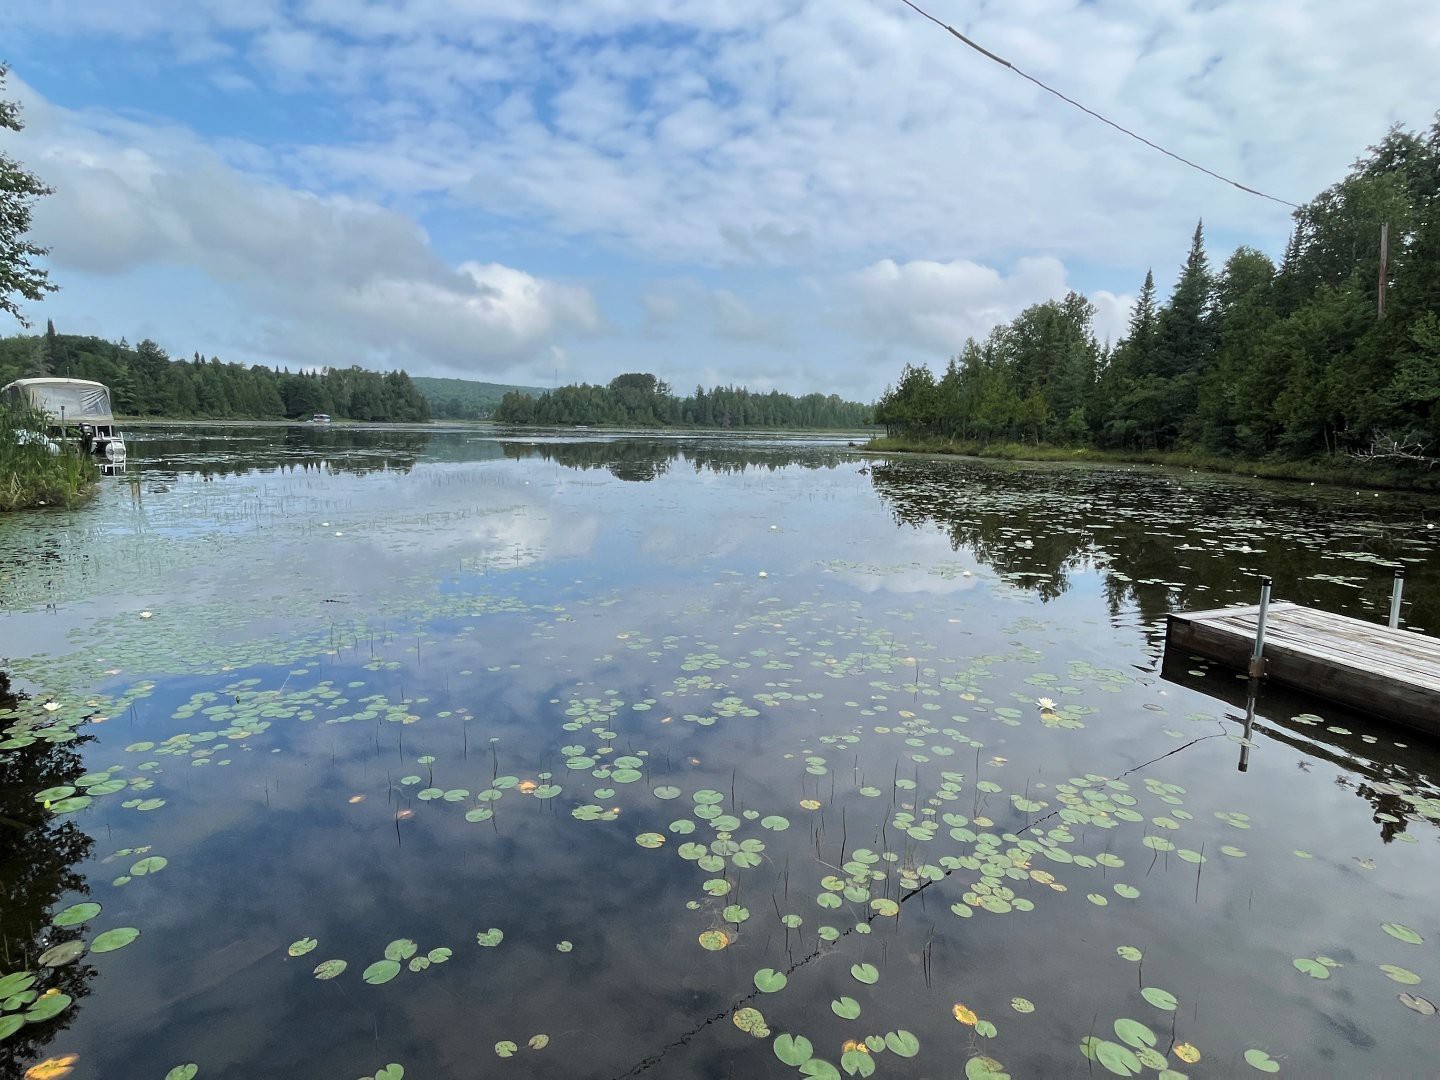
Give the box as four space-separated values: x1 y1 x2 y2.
1248 576 1272 679
1390 569 1406 629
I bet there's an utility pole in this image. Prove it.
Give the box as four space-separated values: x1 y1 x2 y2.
1378 222 1389 319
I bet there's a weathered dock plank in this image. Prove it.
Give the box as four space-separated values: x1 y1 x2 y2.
1166 601 1440 732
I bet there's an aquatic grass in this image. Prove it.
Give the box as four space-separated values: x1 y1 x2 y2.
0 403 98 511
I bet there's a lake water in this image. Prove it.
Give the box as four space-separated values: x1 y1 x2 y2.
3 426 1440 1079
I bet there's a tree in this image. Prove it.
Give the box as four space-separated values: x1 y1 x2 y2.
0 66 57 325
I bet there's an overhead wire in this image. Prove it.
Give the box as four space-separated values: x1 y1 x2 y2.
895 0 1301 209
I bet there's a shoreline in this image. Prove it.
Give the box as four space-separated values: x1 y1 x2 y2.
864 436 1440 493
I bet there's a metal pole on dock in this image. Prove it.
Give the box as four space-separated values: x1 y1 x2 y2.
1390 569 1405 629
1248 576 1272 679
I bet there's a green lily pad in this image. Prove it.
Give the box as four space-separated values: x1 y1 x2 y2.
287 936 318 959
1081 1037 1142 1076
1380 964 1421 985
635 832 666 848
53 903 102 927
1382 922 1423 944
653 786 682 800
313 959 347 980
363 960 401 985
476 928 504 947
1117 946 1142 962
885 1030 920 1057
1114 1019 1156 1049
754 967 788 993
384 939 417 961
0 1015 22 1041
1293 958 1330 979
0 972 36 998
761 815 791 831
851 963 879 984
23 992 72 1022
1140 986 1177 1011
495 1041 518 1058
774 1033 814 1066
965 1057 1009 1079
165 1066 198 1080
91 927 140 953
1244 1048 1280 1073
831 996 861 1019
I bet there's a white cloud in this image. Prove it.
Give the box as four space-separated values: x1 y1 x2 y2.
10 79 601 376
848 256 1065 352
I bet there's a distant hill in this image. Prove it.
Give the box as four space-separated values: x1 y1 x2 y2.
412 376 546 420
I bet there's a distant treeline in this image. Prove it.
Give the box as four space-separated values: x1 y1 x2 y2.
495 373 873 429
0 331 431 422
412 376 545 419
876 117 1440 465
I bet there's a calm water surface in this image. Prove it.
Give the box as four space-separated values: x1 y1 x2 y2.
3 426 1440 1079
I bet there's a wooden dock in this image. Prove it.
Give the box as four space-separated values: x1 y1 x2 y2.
1166 601 1440 730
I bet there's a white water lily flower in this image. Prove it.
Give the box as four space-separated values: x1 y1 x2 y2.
139 610 153 619
1036 697 1058 712
42 700 60 712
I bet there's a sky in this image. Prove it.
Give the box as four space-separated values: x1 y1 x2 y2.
2 0 1437 401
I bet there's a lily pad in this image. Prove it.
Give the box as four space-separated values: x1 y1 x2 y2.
698 930 730 951
754 967 788 993
362 960 401 985
1398 992 1436 1015
851 962 879 984
313 959 347 980
37 940 86 968
1243 1048 1280 1073
885 1030 920 1057
476 928 504 947
23 992 72 1022
774 1034 814 1067
384 939 417 962
52 903 101 927
91 927 140 953
1380 964 1421 985
733 1006 769 1037
1382 922 1424 945
1140 986 1177 1011
831 996 861 1019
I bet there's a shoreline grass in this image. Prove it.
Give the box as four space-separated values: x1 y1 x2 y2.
0 405 99 511
864 436 1440 493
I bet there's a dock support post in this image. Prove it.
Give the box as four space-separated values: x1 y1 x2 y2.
1248 576 1272 679
1390 569 1406 629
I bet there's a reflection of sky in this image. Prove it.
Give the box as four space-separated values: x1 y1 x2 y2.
4 430 1440 1077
